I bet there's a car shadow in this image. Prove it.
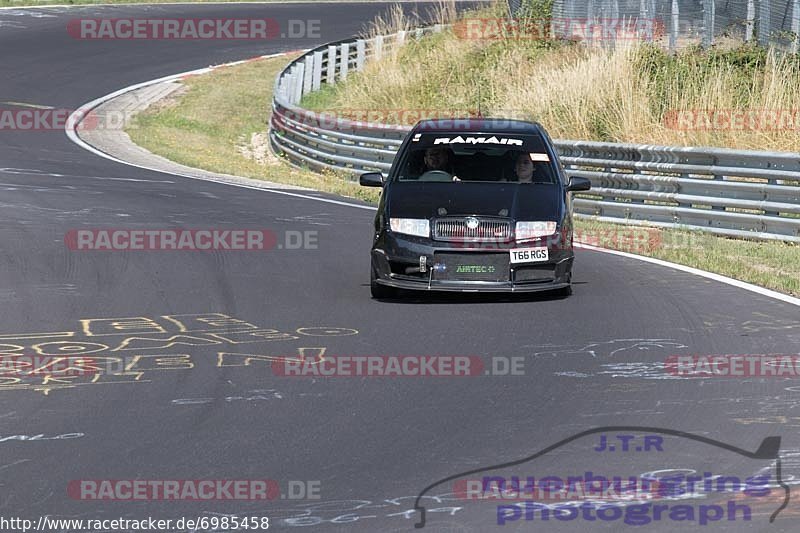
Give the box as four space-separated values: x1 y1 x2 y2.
368 284 587 304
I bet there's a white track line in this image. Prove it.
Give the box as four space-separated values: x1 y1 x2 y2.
65 51 381 211
65 56 800 308
574 242 800 307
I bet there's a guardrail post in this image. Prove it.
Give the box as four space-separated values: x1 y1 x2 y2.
285 67 296 104
397 30 406 47
745 0 755 41
286 67 297 103
284 79 292 102
374 35 384 60
607 0 620 49
670 0 679 51
326 45 337 85
279 77 289 102
598 0 608 49
340 42 350 81
303 55 313 96
415 28 424 39
702 0 714 47
792 0 800 53
356 39 366 71
294 64 305 104
312 51 323 91
434 24 443 33
758 0 770 46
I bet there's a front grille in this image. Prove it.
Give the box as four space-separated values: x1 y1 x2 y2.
433 217 511 242
432 253 509 282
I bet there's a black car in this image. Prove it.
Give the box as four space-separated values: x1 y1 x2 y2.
360 118 591 298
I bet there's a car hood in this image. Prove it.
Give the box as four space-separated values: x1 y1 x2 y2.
387 182 563 221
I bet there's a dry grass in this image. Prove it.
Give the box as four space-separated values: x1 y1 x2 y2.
304 11 800 151
360 3 417 38
360 0 459 39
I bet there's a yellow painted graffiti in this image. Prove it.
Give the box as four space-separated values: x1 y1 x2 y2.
217 347 327 367
0 313 358 396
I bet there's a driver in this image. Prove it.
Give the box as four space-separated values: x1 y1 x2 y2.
423 146 460 181
424 147 453 172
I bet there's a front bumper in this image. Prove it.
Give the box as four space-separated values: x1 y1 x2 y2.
371 232 574 293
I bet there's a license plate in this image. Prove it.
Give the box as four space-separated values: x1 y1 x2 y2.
510 247 549 264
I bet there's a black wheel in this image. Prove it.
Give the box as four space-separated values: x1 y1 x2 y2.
553 284 573 298
553 272 573 298
370 269 397 299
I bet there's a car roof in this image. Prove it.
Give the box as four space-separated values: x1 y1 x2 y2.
410 118 545 135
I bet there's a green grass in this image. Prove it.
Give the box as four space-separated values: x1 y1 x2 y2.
128 54 800 297
128 55 381 205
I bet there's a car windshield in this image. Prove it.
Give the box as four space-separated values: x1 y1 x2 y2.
395 133 557 184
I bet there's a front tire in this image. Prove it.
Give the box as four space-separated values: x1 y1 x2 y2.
553 272 572 298
370 269 397 299
553 284 573 298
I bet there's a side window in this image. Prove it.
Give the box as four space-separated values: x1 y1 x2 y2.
403 151 425 180
533 161 556 183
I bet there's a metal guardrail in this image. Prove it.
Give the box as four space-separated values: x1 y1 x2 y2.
547 0 800 52
269 28 800 243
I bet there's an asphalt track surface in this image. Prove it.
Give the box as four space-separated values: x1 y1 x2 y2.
1 3 799 532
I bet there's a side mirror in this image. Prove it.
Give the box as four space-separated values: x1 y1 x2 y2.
359 172 384 187
566 176 591 192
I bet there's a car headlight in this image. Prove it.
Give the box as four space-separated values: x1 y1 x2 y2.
390 218 430 238
515 221 557 241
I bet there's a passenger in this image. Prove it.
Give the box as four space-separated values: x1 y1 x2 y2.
514 152 535 183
